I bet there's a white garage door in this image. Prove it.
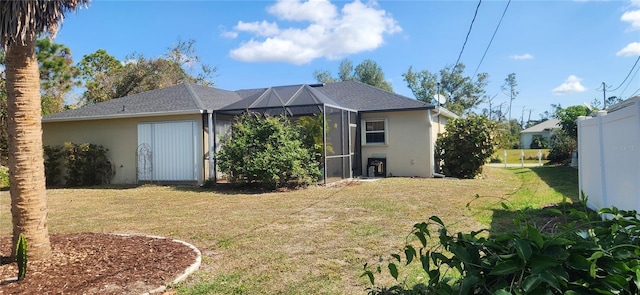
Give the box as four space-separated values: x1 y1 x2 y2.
137 120 199 181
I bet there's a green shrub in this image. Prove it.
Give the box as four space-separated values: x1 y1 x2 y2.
64 142 113 187
0 165 8 189
435 116 496 179
43 145 64 187
548 131 576 164
217 113 321 189
364 195 640 295
530 135 549 149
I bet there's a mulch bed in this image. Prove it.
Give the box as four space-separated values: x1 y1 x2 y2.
0 233 198 294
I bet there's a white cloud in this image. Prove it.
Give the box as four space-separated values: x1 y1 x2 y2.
228 0 402 64
235 21 280 37
219 25 238 39
617 42 640 56
509 53 534 60
552 75 587 95
621 9 640 30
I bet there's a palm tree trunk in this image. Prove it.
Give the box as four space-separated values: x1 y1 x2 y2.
5 34 52 260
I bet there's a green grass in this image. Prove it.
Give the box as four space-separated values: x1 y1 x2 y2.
0 166 578 294
492 149 551 164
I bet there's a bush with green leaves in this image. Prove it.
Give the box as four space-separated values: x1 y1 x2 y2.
435 115 496 179
0 165 8 189
64 142 113 187
43 145 65 187
44 142 113 187
529 135 549 149
547 131 576 164
217 113 320 188
363 195 640 295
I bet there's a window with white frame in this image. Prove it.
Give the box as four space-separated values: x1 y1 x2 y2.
364 119 387 144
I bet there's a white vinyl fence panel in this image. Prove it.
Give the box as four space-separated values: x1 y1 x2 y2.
578 101 640 212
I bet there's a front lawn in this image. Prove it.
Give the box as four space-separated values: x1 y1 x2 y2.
0 166 578 294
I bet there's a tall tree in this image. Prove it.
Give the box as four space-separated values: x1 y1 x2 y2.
77 39 216 105
0 0 88 260
501 73 518 124
0 50 6 166
36 38 80 114
403 63 489 115
76 49 122 105
313 58 393 91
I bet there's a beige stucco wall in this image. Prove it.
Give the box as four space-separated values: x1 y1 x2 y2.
360 110 433 178
42 114 206 184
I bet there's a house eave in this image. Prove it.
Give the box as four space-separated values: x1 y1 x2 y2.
42 109 204 123
359 106 434 114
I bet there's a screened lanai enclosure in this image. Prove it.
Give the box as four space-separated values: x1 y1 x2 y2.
215 84 359 184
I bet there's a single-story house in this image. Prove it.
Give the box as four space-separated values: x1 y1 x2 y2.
42 81 457 185
519 118 560 148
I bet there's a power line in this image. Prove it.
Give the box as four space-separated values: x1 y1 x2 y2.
618 61 640 99
472 0 511 78
610 55 640 92
453 0 482 73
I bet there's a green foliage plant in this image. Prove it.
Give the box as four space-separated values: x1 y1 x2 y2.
43 145 65 187
547 130 576 164
364 194 640 295
63 142 113 187
0 165 8 189
530 135 549 149
15 233 27 281
217 113 321 189
435 115 496 179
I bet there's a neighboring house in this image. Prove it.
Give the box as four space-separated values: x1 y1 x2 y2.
42 81 457 185
519 118 560 148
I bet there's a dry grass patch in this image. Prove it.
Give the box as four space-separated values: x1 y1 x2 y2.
0 167 567 294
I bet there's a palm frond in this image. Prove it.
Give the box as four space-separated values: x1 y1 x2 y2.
0 0 89 47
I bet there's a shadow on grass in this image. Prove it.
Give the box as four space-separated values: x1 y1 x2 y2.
489 166 583 234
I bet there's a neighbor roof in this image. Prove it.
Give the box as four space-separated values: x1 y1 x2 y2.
43 83 242 122
520 118 561 133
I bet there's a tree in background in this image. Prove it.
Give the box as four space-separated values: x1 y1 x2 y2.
76 49 122 105
36 38 80 115
0 0 89 261
502 73 518 124
403 63 489 115
435 115 496 179
77 38 216 105
548 105 590 163
313 58 393 92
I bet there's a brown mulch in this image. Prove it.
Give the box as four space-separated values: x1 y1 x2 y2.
0 233 198 295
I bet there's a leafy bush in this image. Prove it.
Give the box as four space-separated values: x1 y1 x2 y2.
435 116 496 179
43 145 65 187
547 131 576 164
217 113 320 188
364 195 640 295
529 135 549 149
44 142 113 187
64 142 113 187
0 165 8 189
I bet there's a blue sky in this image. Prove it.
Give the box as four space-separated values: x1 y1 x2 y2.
54 0 640 121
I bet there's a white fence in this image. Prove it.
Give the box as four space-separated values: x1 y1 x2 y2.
577 100 640 212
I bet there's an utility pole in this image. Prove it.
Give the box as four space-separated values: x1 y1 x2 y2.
602 82 607 109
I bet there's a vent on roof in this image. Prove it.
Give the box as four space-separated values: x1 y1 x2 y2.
309 83 325 88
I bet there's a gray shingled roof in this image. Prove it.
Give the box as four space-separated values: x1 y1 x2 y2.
43 83 242 122
43 81 433 122
520 118 561 133
313 81 434 112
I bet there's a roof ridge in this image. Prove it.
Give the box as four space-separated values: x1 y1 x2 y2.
184 83 206 110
